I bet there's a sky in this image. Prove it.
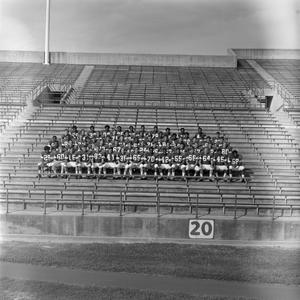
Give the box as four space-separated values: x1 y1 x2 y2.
0 0 299 55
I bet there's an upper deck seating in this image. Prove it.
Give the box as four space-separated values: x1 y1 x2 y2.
77 64 268 108
0 62 84 104
256 59 300 108
0 62 84 137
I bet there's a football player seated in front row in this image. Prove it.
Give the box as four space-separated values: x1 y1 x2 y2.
228 150 245 182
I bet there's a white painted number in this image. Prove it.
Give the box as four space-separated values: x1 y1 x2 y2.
189 219 214 239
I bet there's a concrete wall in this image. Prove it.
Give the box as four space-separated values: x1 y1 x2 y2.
0 50 44 63
1 49 299 67
231 49 300 60
270 94 284 113
50 51 236 67
0 50 236 68
1 214 300 241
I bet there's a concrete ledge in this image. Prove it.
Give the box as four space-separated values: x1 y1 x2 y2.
2 234 300 248
231 48 300 60
1 213 299 242
0 50 237 68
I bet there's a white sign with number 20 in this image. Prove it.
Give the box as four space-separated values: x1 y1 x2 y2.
188 219 214 239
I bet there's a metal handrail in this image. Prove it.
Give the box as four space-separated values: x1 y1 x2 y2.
246 80 297 110
4 188 300 218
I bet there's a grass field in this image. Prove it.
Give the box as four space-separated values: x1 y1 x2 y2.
0 278 258 300
1 241 299 285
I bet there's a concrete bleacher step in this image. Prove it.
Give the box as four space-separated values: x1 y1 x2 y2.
274 110 300 146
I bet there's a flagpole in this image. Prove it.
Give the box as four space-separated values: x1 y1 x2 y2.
44 0 50 65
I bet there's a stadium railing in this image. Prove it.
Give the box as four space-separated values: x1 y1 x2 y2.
2 187 300 219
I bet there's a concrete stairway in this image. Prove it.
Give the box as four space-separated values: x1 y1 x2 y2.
67 66 94 104
247 60 275 84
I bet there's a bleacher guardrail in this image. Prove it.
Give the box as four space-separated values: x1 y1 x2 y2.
3 188 300 219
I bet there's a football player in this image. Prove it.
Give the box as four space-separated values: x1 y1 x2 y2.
164 127 171 139
116 148 129 178
91 147 105 177
66 145 81 178
159 148 172 178
116 125 123 137
138 142 148 178
186 148 200 177
128 125 136 137
194 126 205 139
146 147 158 177
103 147 117 177
213 148 229 181
78 146 93 178
228 150 245 182
129 147 143 178
87 125 97 139
213 132 224 146
138 125 146 136
170 148 186 178
199 147 214 181
37 145 52 178
52 146 67 177
70 125 79 140
102 125 111 138
178 127 186 139
48 135 59 151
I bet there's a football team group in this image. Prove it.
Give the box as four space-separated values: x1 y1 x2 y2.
38 124 245 181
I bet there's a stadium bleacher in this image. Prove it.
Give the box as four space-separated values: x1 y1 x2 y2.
0 62 83 137
0 104 25 134
78 65 268 108
256 59 300 105
0 60 299 217
254 59 300 148
0 62 83 101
